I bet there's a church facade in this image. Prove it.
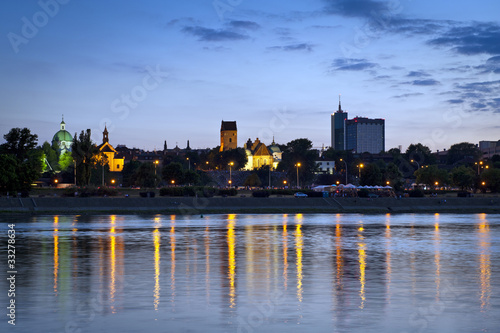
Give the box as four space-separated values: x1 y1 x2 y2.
52 116 73 155
98 126 124 172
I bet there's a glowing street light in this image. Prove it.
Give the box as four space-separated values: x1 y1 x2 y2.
187 157 190 171
229 161 234 187
295 163 301 188
171 180 175 186
411 159 420 169
358 164 364 179
339 158 347 184
283 180 287 188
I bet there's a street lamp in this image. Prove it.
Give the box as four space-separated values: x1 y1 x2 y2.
339 158 348 184
283 180 287 188
171 180 175 186
111 179 115 186
187 157 190 171
411 159 420 169
229 161 234 187
358 164 364 179
295 163 301 188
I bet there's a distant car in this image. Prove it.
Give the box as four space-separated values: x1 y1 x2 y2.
294 192 308 198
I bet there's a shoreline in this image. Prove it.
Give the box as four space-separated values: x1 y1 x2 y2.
1 197 499 215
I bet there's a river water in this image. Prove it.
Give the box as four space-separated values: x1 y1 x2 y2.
0 213 499 333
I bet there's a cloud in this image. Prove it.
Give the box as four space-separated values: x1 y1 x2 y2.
411 79 440 86
428 22 500 55
228 20 261 30
182 26 249 41
407 71 431 78
392 93 424 99
331 58 377 71
447 99 464 104
322 0 391 19
269 43 315 52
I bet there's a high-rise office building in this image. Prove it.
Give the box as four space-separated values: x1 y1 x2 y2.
331 99 347 150
345 117 385 154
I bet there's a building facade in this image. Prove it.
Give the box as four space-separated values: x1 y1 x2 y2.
243 138 274 170
220 121 237 151
331 101 347 150
346 117 385 154
52 116 73 155
98 126 125 172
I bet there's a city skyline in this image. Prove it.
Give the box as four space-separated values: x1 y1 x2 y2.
1 0 500 151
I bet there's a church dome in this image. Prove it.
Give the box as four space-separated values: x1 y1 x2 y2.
52 129 73 143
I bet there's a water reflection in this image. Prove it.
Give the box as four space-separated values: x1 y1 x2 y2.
153 216 161 311
357 224 366 309
295 214 303 303
478 214 491 312
227 214 236 308
53 215 59 294
434 214 441 301
5 213 500 332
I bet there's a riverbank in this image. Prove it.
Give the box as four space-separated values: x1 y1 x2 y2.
1 196 499 215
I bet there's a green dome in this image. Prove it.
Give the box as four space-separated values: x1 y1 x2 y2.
52 130 73 143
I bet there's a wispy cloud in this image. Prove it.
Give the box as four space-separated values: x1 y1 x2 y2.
392 92 424 99
428 22 500 55
331 58 377 71
322 0 391 19
411 79 440 86
268 43 315 52
182 26 249 41
227 20 261 30
406 71 431 78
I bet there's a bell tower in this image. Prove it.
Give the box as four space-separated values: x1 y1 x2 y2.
220 120 237 151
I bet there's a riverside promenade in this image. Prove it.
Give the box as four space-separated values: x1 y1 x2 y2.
1 196 499 215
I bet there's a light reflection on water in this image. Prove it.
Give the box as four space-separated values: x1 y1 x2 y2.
0 213 499 333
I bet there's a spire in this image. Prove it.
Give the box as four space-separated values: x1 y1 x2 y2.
186 140 191 150
338 94 342 112
164 140 167 151
103 124 109 144
60 114 66 130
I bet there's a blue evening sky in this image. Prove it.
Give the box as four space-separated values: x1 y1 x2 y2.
1 0 499 152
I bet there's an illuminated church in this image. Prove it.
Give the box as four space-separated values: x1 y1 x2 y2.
98 125 124 172
52 116 73 155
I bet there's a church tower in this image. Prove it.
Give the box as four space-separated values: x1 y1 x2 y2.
220 121 237 151
103 125 109 144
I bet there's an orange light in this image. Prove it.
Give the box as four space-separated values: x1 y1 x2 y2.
171 180 175 184
54 179 58 183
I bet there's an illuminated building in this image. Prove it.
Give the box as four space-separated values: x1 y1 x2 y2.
331 98 347 150
220 121 237 151
243 138 274 170
51 115 73 155
98 125 125 172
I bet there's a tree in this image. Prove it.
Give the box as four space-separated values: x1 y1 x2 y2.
132 162 158 188
414 165 449 187
208 147 248 171
384 162 404 191
450 165 476 190
72 129 100 186
481 169 500 192
41 141 59 172
405 143 436 166
122 160 142 187
0 154 19 192
162 162 184 184
0 128 43 192
446 142 482 165
278 138 318 186
1 127 38 160
59 151 73 171
360 163 383 186
182 169 200 185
